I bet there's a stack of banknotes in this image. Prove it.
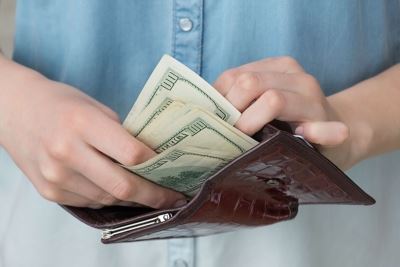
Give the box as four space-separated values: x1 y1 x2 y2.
123 55 258 197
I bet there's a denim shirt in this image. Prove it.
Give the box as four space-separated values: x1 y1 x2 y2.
12 0 400 118
1 1 400 267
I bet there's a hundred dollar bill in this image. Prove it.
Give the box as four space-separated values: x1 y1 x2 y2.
127 99 187 137
123 54 241 129
125 146 234 196
124 97 176 136
136 101 258 155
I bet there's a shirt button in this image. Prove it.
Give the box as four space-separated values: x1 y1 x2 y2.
173 259 189 267
179 18 193 32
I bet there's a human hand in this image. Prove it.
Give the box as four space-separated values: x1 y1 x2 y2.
0 72 186 209
213 56 351 169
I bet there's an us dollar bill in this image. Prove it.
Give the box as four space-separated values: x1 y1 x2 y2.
124 97 177 136
136 101 258 155
125 146 234 196
123 54 241 131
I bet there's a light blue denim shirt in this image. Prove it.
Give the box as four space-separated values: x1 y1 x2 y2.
1 1 400 267
12 0 400 118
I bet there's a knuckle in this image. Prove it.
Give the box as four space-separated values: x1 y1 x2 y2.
47 137 73 161
61 106 88 131
121 142 144 166
265 89 285 112
40 185 62 202
236 72 260 91
279 56 299 68
110 179 136 201
40 162 65 184
218 69 240 86
302 73 318 86
97 193 118 206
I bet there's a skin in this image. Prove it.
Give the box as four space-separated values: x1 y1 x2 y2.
1 54 400 208
214 57 400 170
0 54 186 209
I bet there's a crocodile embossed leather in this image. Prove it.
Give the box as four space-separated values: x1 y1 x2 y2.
61 123 375 244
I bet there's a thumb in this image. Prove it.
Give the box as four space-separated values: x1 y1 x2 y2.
294 121 349 147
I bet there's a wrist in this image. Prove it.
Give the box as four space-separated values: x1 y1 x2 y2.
327 89 374 168
0 56 47 146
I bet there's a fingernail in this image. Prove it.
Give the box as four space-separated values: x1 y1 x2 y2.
173 199 187 208
295 126 304 135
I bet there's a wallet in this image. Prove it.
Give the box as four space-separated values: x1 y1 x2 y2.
61 122 375 244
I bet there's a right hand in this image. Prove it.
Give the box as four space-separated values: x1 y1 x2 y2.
0 68 186 209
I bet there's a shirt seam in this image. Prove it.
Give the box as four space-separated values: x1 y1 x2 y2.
171 0 177 58
197 0 204 75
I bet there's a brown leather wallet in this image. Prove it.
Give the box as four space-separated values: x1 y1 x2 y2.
61 123 374 244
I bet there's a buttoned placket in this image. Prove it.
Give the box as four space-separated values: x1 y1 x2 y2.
171 0 204 74
168 0 203 267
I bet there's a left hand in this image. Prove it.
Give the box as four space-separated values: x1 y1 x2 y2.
213 56 350 168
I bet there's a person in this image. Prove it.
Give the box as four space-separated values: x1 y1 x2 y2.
0 1 399 266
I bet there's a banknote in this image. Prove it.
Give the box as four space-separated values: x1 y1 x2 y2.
136 101 257 154
125 146 234 196
124 97 176 136
123 55 241 129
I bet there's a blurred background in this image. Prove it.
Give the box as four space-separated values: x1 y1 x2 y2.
0 0 16 58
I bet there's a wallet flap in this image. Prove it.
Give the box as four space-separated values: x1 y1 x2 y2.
246 131 375 205
61 123 374 243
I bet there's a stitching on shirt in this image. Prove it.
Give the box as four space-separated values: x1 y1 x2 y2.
171 0 177 58
197 0 204 75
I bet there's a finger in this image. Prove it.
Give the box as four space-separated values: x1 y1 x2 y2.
54 171 120 206
35 179 96 207
213 56 304 95
295 121 349 146
224 72 266 112
225 72 300 111
73 144 186 209
224 72 322 112
38 151 120 206
79 108 156 166
213 68 242 96
235 89 326 135
53 190 98 207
